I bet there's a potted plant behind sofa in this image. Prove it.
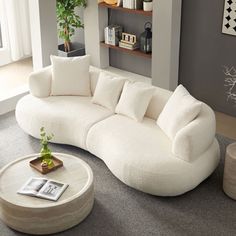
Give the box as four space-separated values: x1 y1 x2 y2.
57 0 87 57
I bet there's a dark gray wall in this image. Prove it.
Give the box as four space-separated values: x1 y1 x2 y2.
108 9 152 77
179 0 236 117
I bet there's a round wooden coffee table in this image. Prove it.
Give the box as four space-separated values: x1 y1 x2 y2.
223 143 236 200
0 153 94 235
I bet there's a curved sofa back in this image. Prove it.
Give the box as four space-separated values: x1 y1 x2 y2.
29 66 215 140
89 66 172 120
145 88 172 120
89 66 101 95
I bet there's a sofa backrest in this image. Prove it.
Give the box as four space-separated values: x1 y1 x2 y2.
89 66 173 120
145 88 172 120
89 66 101 95
89 65 152 92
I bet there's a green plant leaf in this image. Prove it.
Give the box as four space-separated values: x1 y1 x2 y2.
56 0 87 50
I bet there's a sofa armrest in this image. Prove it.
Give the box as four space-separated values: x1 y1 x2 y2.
29 66 52 98
172 104 216 162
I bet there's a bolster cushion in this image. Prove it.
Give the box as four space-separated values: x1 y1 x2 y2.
172 103 216 162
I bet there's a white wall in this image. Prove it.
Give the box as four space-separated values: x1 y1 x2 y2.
152 0 182 90
29 0 58 70
84 0 109 68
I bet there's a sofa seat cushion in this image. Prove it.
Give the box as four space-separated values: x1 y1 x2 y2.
16 95 113 150
86 115 220 196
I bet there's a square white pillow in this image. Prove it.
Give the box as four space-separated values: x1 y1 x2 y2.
115 81 155 122
92 72 125 111
50 55 91 96
157 84 202 140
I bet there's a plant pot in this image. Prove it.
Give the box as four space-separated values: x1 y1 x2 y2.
58 42 85 57
143 2 153 11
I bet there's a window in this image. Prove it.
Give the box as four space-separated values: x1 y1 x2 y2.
0 20 11 66
0 22 3 48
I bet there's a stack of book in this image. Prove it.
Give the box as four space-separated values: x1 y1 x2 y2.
123 0 143 10
104 25 123 46
119 41 139 50
119 32 139 50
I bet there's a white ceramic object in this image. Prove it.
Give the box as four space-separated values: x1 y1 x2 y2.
143 2 153 11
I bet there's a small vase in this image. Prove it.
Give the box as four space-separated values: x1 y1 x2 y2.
143 2 153 11
40 145 54 168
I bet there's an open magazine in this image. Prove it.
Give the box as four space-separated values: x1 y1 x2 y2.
17 177 69 201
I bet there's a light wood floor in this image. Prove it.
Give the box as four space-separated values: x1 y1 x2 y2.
215 112 236 140
0 58 33 100
0 59 235 140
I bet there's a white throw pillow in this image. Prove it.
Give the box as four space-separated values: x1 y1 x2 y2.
115 81 155 122
50 55 91 96
92 72 125 111
157 84 202 140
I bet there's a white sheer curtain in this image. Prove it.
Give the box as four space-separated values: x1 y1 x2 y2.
0 0 32 61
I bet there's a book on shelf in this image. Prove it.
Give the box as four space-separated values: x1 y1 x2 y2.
104 25 123 46
123 0 142 9
134 0 143 10
117 0 122 6
119 41 139 50
123 0 135 9
17 177 69 201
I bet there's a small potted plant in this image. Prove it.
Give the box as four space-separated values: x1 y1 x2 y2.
57 0 87 57
40 127 54 169
143 0 153 11
29 127 63 174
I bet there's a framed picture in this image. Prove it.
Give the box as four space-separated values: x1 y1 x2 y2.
222 0 236 36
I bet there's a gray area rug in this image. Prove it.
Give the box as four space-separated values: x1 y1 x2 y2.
0 111 236 236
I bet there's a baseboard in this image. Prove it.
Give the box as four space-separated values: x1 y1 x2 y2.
0 85 29 115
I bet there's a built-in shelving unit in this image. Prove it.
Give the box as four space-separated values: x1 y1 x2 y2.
100 41 152 59
99 2 152 16
98 2 152 62
84 0 182 90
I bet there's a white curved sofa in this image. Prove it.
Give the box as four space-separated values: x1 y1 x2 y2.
16 66 220 196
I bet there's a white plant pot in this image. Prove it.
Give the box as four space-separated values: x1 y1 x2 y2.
143 2 153 11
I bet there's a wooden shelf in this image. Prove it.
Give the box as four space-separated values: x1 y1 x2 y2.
100 42 152 59
99 2 152 17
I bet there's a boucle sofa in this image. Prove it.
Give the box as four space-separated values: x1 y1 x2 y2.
16 66 220 196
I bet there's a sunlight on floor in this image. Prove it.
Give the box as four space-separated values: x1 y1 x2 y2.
0 58 33 100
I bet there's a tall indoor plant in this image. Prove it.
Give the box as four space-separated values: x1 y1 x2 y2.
57 0 87 54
